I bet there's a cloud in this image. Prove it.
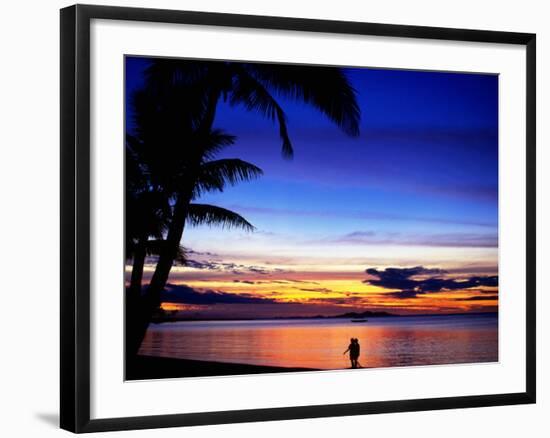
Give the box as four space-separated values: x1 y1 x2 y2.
326 231 497 248
454 295 499 301
446 265 498 275
343 231 376 239
365 266 498 299
232 279 323 287
183 259 274 275
465 288 500 294
305 296 365 305
230 204 496 229
184 248 220 257
161 283 277 305
248 266 270 275
284 279 320 284
184 259 220 270
297 287 333 293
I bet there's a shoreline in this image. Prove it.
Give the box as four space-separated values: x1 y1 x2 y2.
126 355 319 380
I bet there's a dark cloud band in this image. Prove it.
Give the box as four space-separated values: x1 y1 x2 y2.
365 266 498 299
161 283 278 305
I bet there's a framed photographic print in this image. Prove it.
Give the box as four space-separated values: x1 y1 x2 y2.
60 4 536 433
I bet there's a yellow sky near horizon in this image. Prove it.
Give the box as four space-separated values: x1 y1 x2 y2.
127 263 499 316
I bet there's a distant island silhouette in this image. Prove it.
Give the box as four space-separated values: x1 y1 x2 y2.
150 309 497 323
151 309 395 323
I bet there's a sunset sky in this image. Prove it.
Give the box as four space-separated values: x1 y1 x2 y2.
126 57 499 318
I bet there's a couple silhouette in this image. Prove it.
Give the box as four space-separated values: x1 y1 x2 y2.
343 338 361 369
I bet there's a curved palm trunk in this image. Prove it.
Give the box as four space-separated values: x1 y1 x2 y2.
126 88 221 361
125 235 148 362
129 236 147 296
126 194 192 360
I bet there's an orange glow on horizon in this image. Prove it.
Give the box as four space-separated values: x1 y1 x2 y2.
127 262 498 316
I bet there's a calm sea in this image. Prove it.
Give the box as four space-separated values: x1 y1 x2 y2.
138 313 498 370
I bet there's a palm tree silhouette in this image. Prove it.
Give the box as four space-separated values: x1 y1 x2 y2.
126 130 260 295
127 58 361 358
126 87 263 358
125 141 171 297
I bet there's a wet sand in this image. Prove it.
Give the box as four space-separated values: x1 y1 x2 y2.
126 355 319 380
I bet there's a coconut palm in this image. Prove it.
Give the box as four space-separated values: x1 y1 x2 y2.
145 60 360 157
125 141 170 296
126 59 361 358
141 58 361 312
126 88 263 357
126 89 262 294
125 162 262 358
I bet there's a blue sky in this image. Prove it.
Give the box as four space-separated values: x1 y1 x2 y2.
126 56 498 316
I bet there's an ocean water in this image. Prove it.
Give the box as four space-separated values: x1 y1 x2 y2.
138 313 498 370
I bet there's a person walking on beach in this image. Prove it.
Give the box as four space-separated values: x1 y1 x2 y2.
343 338 361 368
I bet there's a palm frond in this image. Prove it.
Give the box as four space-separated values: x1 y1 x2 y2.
125 137 149 190
194 159 263 196
229 66 294 158
125 182 171 249
144 240 187 263
195 129 237 161
143 239 167 256
145 59 211 89
246 63 361 137
187 203 255 232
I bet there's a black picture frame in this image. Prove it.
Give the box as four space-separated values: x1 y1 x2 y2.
60 4 536 433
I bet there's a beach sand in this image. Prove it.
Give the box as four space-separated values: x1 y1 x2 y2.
126 355 318 380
